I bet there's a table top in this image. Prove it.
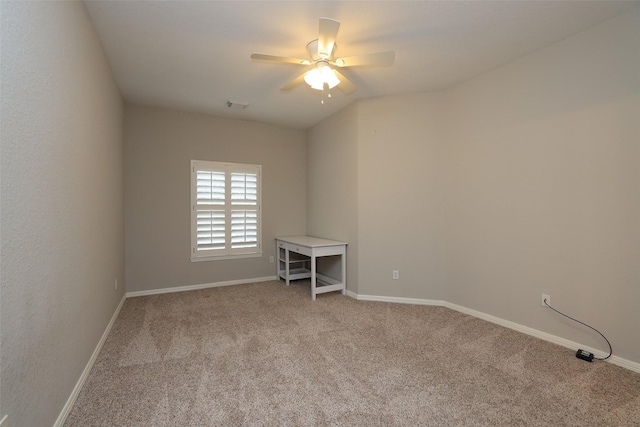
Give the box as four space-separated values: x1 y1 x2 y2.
276 235 348 248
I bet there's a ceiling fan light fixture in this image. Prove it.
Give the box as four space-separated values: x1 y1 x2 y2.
322 65 340 89
304 63 340 91
253 18 393 96
304 68 324 90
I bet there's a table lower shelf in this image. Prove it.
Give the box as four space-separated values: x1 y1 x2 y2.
278 268 311 281
314 273 345 294
278 270 344 292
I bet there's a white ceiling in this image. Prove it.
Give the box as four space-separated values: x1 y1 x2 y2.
84 1 638 130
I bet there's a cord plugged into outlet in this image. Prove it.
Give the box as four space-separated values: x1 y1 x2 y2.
541 294 550 307
543 297 612 361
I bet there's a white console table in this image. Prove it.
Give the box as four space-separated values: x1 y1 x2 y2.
276 236 347 301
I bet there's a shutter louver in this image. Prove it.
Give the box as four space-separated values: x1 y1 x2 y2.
197 210 226 251
231 173 257 205
231 210 258 248
197 171 225 205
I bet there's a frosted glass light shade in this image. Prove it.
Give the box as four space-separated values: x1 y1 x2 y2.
304 68 324 90
304 63 340 90
322 66 340 89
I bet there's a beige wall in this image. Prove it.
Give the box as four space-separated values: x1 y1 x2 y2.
442 8 640 363
357 93 446 299
0 2 125 425
307 8 639 363
306 103 359 293
124 105 306 292
308 93 446 300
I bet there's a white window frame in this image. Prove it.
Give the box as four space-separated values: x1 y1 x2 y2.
191 160 262 262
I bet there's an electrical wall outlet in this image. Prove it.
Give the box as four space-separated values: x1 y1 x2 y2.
392 270 399 280
541 294 550 307
115 279 118 290
269 256 274 263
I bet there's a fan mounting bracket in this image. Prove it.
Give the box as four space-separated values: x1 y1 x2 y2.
306 39 336 62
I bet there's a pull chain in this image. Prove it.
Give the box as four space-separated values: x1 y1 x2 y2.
320 86 332 104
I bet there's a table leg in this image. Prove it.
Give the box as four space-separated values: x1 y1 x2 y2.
341 249 347 295
285 249 290 286
311 254 317 301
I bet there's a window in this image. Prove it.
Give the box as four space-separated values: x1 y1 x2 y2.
191 160 261 261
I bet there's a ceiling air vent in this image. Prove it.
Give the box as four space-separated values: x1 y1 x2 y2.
226 100 249 110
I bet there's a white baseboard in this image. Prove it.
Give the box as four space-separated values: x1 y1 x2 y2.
444 301 640 373
126 276 278 298
356 293 444 307
347 292 640 374
345 289 358 299
54 294 127 427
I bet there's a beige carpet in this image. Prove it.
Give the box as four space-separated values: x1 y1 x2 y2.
65 280 640 426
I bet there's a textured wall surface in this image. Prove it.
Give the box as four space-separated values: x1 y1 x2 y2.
305 8 639 364
306 103 360 293
356 93 447 300
0 2 125 425
442 8 640 364
124 104 306 293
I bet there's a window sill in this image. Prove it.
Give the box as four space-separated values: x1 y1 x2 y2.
190 252 262 262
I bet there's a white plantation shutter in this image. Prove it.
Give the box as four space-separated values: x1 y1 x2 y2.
230 171 258 250
231 210 258 248
231 173 257 205
197 210 226 251
195 170 226 253
191 161 261 260
197 171 225 205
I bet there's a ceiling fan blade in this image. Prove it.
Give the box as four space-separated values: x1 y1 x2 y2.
333 69 356 94
334 51 395 68
251 53 311 66
318 18 340 59
280 72 307 91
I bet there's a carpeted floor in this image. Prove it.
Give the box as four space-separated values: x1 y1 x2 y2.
65 280 640 426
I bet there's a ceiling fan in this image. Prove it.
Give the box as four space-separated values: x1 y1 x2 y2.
251 18 395 95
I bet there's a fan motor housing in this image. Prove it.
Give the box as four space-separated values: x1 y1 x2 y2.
306 39 336 61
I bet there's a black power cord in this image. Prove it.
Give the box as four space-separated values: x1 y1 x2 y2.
543 298 612 361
